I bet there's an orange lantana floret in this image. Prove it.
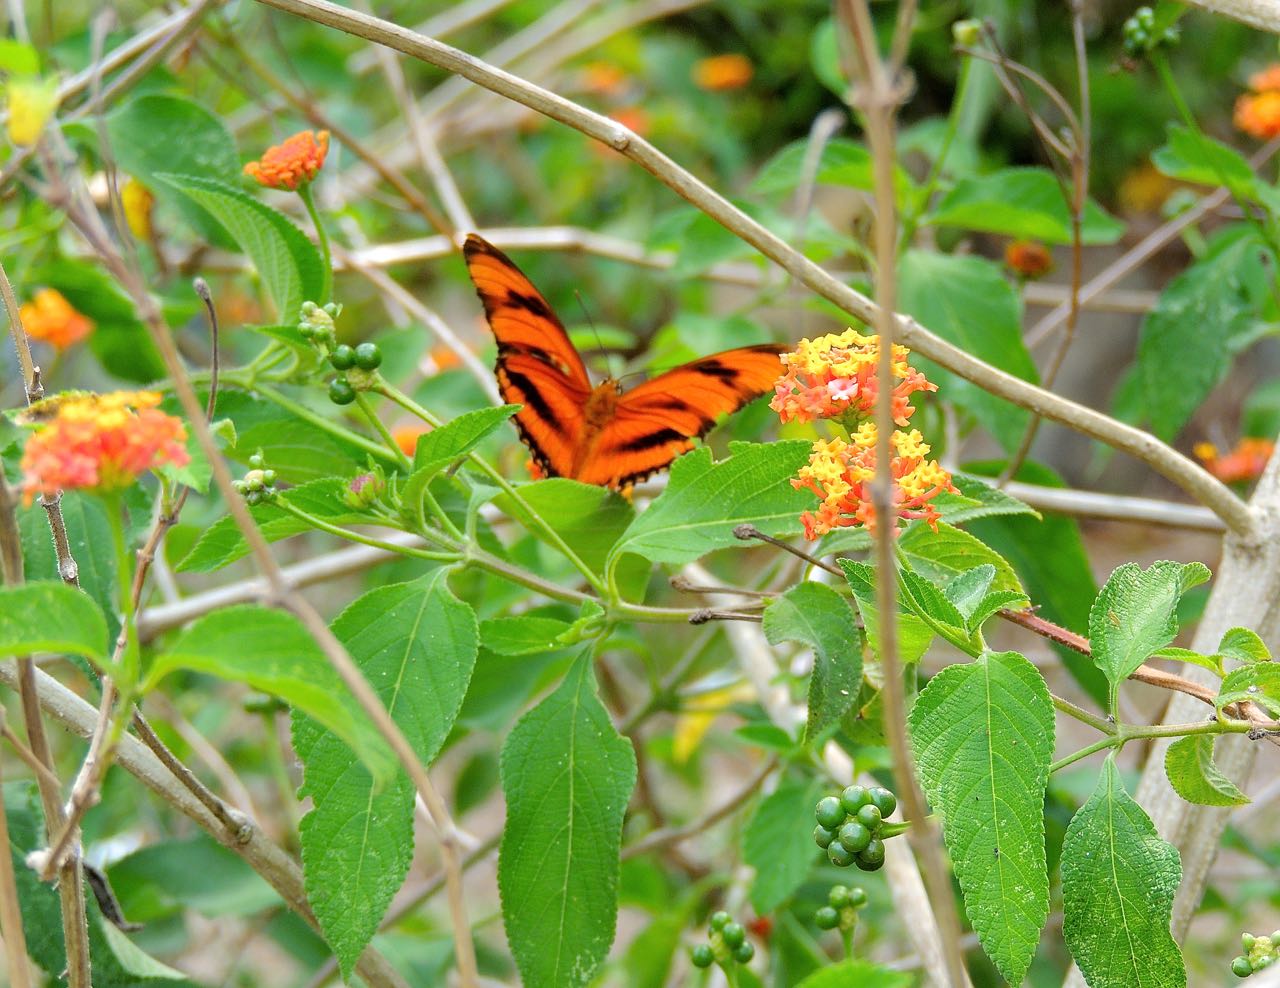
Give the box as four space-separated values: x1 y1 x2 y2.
769 329 936 426
20 391 189 502
244 129 330 191
693 54 754 92
1248 64 1280 93
1005 239 1053 279
1236 66 1280 139
1194 438 1275 484
20 289 94 350
792 424 956 539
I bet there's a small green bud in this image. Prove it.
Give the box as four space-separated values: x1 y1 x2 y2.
248 452 265 470
721 922 745 949
709 910 731 932
952 18 981 46
828 885 850 909
815 905 840 930
732 942 754 964
691 944 714 968
847 887 867 908
1232 956 1253 978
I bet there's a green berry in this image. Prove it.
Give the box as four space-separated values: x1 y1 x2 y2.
1244 934 1258 950
1232 956 1253 978
354 342 383 370
838 820 871 853
248 452 265 470
709 910 730 932
814 825 836 848
828 885 850 909
722 922 745 949
328 378 356 405
330 344 356 370
856 804 882 830
840 785 869 813
815 905 840 930
857 838 885 871
733 942 754 964
827 842 856 867
868 787 897 818
815 796 846 830
691 944 714 968
1271 932 1280 946
847 887 867 908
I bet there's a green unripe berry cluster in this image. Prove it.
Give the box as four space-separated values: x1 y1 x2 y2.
690 910 755 969
298 300 342 345
814 785 897 872
233 451 278 505
1232 930 1280 978
327 342 382 406
1121 6 1179 57
814 884 867 932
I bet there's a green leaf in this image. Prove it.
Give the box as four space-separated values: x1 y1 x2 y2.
402 405 520 514
1217 662 1280 719
793 959 914 988
610 441 812 567
107 94 240 248
0 39 40 75
934 472 1040 525
494 478 633 575
157 173 323 322
743 780 825 914
1218 626 1271 665
899 520 1024 596
944 564 996 619
107 835 279 921
1137 228 1274 440
144 605 394 782
480 615 574 655
1061 755 1186 988
294 573 477 978
1164 734 1249 807
763 583 862 744
177 478 368 572
898 251 1039 451
839 559 934 665
499 652 636 988
1149 646 1223 677
909 650 1054 985
898 566 970 648
753 137 917 205
1152 124 1259 202
0 582 108 662
1089 561 1211 713
925 167 1124 244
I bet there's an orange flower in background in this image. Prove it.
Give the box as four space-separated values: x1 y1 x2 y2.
1004 239 1053 279
793 424 956 539
1194 438 1275 484
608 107 649 137
693 54 754 92
770 329 936 426
581 61 626 96
393 424 429 457
20 289 94 350
1235 66 1280 139
244 129 329 190
20 391 189 502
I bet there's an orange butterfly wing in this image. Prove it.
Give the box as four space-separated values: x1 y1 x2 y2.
572 345 786 488
463 233 785 489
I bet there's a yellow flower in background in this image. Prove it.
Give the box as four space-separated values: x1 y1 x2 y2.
20 288 94 350
6 76 59 147
673 682 755 763
121 178 154 240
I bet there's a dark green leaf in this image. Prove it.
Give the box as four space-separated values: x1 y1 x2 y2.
495 478 633 575
499 652 635 988
1061 755 1186 988
743 780 825 913
838 559 934 665
899 521 1023 596
0 582 108 662
1164 734 1249 807
1152 124 1259 202
107 835 280 921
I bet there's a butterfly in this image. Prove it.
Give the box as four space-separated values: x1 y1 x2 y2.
463 234 787 490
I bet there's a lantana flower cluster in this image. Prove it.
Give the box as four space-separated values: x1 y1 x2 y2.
20 391 189 502
243 129 330 190
774 330 954 538
1235 65 1280 140
1194 437 1275 485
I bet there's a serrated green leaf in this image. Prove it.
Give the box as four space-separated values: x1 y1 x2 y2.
898 566 970 648
499 652 635 988
763 582 862 743
480 615 573 655
944 564 996 619
177 478 369 572
898 252 1038 451
1164 735 1249 807
1152 124 1259 202
793 959 913 988
0 582 108 662
294 573 477 978
495 478 633 575
909 650 1054 985
752 137 917 203
838 559 934 664
1217 662 1280 718
966 589 1032 632
144 605 393 782
402 405 519 514
1218 626 1271 665
157 173 323 322
1062 755 1186 988
1149 646 1223 677
611 441 813 567
1089 561 1211 713
743 780 825 914
899 520 1024 596
936 472 1040 525
1138 228 1274 440
925 167 1124 244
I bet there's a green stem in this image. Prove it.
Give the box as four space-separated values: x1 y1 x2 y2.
1051 692 1115 736
1049 736 1118 774
248 381 400 467
105 495 140 691
723 962 740 988
273 500 460 561
297 182 332 306
903 56 973 244
1050 717 1252 774
841 925 854 960
354 391 411 470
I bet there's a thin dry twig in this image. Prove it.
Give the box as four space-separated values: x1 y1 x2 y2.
0 753 34 988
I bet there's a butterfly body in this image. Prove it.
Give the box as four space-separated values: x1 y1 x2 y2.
464 234 786 490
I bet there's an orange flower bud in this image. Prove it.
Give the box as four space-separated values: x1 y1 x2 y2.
244 129 330 191
19 289 94 350
1004 239 1053 279
693 54 754 92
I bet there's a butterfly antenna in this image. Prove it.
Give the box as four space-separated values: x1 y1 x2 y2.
574 290 616 378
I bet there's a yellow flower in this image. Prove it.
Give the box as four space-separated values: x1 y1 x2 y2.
6 76 59 147
121 178 154 240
